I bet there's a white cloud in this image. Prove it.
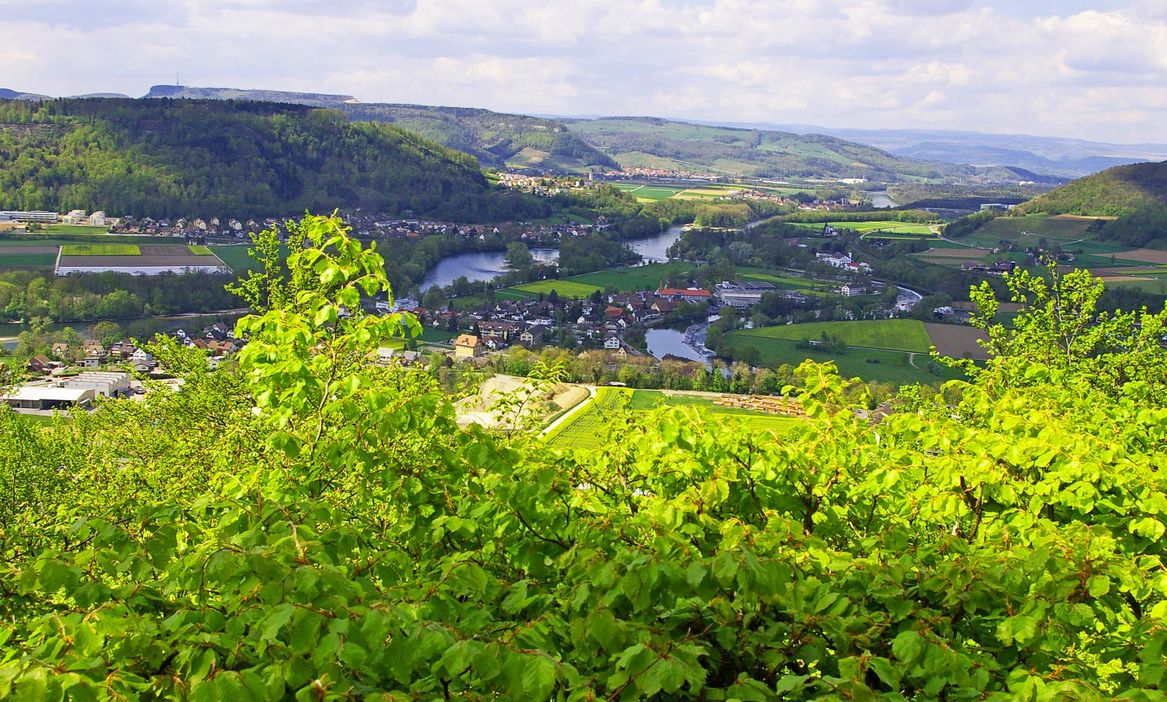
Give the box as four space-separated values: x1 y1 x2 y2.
0 0 1165 142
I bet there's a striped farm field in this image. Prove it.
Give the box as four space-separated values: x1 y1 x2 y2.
544 387 631 449
60 243 141 256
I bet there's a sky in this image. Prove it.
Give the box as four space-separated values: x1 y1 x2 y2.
3 0 1167 143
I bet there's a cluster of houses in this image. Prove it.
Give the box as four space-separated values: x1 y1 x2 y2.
815 251 873 275
408 285 728 362
5 321 247 414
960 260 1016 276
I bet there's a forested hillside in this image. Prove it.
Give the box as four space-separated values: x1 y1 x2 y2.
345 104 618 171
564 117 964 180
0 99 547 220
2 215 1167 699
1016 160 1167 216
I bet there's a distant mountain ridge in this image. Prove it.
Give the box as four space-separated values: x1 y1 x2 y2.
7 84 1153 180
144 84 359 107
716 123 1167 179
0 88 50 100
561 116 969 181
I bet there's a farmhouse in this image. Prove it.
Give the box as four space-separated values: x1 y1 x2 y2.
454 334 482 359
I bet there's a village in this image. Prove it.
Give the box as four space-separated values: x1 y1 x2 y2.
1 320 244 414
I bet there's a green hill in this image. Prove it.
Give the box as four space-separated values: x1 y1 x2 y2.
0 98 544 220
563 116 967 180
1015 160 1167 217
344 104 618 172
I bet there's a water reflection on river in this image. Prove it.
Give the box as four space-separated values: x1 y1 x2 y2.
646 328 709 366
417 248 558 290
418 226 684 290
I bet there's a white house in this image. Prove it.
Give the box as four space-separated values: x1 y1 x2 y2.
816 252 852 269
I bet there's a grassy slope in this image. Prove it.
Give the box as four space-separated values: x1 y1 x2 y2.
720 333 959 386
565 117 964 179
343 104 617 171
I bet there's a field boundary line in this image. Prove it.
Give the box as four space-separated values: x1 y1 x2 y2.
541 385 596 437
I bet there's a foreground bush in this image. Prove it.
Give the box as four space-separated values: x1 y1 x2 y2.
1 216 1165 700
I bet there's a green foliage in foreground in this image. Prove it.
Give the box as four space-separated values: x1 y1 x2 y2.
3 216 1167 700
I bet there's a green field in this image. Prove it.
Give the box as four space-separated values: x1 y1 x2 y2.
188 245 213 255
612 182 747 203
612 183 690 202
735 319 934 352
501 262 697 299
791 221 937 236
573 262 696 291
627 390 803 434
544 387 631 449
59 244 141 256
545 387 802 449
41 224 112 235
0 252 56 268
737 268 832 292
721 333 960 386
213 245 261 273
508 279 604 299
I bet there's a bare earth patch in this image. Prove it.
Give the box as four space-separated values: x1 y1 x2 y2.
455 375 589 430
1112 249 1167 265
925 323 989 360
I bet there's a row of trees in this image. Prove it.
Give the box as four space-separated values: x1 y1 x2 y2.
0 269 239 323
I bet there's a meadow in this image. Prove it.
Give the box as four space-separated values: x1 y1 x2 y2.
500 262 697 299
720 333 959 385
734 319 934 352
188 245 214 255
791 221 938 237
930 213 1167 291
212 244 269 273
736 268 833 292
612 182 747 203
0 251 57 269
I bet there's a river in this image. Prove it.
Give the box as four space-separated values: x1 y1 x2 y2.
418 226 685 290
417 247 558 291
869 191 899 209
